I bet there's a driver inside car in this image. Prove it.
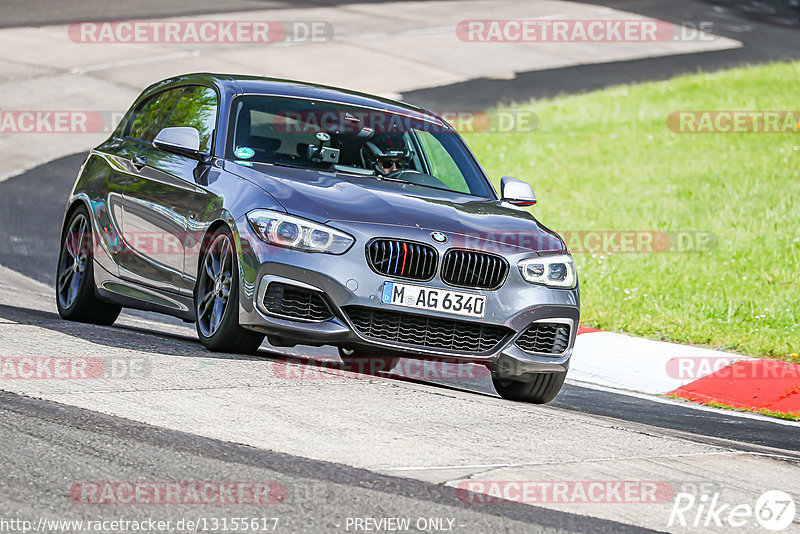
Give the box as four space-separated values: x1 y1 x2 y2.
363 133 412 177
376 156 406 175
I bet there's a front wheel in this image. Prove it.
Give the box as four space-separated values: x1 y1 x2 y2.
194 227 264 354
56 205 121 325
492 371 567 404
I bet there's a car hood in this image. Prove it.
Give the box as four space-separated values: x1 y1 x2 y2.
227 162 566 253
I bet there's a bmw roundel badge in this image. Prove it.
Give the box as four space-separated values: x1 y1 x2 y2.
431 232 447 243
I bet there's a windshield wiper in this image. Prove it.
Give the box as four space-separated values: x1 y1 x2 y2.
375 176 412 185
378 175 454 194
264 161 319 171
260 161 374 177
331 164 375 177
250 161 456 194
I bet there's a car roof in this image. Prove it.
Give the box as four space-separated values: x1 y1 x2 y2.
146 72 447 126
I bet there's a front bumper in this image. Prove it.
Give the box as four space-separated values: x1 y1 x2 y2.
235 217 580 380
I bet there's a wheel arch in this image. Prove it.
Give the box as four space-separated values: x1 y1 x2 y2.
195 217 238 279
61 196 92 237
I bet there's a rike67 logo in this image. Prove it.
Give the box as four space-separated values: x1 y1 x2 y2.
669 490 796 531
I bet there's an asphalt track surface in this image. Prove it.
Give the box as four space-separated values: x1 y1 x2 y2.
0 299 798 532
1 390 647 534
404 0 800 108
0 0 438 29
2 0 798 107
2 1 800 532
3 152 799 454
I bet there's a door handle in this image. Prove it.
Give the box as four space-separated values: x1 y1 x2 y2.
132 154 147 170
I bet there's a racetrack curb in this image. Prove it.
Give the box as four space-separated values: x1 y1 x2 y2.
574 328 800 418
670 360 800 416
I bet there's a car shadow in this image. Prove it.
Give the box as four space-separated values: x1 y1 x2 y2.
0 302 276 362
0 302 499 397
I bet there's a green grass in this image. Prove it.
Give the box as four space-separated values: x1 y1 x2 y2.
464 62 800 362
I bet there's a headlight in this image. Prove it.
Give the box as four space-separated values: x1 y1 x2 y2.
518 254 576 288
247 210 354 254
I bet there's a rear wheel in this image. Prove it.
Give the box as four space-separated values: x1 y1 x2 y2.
56 205 121 325
338 347 399 375
492 371 567 404
195 227 264 354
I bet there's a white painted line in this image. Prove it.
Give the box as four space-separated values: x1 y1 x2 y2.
384 452 742 472
387 463 518 471
70 50 201 75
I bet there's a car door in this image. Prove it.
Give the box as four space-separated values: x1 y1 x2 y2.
118 86 193 293
80 136 131 279
147 85 220 295
120 85 219 296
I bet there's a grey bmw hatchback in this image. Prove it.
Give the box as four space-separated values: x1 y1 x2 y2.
57 73 579 403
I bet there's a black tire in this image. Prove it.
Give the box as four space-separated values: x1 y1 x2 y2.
338 347 399 374
56 205 121 325
194 226 264 354
493 371 567 404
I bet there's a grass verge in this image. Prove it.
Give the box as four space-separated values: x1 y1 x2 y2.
464 61 800 362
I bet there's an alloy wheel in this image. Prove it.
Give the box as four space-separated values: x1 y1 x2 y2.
57 213 89 310
196 233 234 337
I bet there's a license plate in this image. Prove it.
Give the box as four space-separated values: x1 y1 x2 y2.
381 281 486 318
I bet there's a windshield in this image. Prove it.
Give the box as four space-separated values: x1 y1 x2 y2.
226 95 494 198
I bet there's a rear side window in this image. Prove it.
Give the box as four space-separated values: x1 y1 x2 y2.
126 88 184 143
163 86 218 153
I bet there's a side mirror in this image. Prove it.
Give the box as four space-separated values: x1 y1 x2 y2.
152 127 201 159
500 176 536 206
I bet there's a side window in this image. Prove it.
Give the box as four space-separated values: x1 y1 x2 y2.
415 131 471 194
163 86 218 153
126 88 184 143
